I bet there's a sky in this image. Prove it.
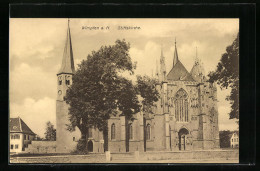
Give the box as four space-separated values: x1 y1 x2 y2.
9 18 239 138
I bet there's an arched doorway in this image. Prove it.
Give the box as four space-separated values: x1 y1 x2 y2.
178 128 189 150
87 140 93 152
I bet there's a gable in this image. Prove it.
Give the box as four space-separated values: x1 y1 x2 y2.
167 61 195 81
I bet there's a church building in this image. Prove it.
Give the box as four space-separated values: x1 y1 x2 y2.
56 21 220 153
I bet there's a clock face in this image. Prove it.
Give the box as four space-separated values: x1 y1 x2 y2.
58 90 62 95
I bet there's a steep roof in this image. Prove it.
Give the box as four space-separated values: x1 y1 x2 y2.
10 117 35 135
57 19 75 75
167 61 195 81
167 39 195 82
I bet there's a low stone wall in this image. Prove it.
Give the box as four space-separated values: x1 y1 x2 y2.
10 150 238 163
11 154 106 163
24 141 57 154
140 149 239 161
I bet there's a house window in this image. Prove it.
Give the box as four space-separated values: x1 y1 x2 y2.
174 89 189 122
146 124 151 140
73 137 75 141
59 80 62 85
24 135 26 140
14 134 20 139
88 128 92 138
15 145 19 149
111 123 116 140
11 144 13 149
11 135 14 139
28 135 30 140
232 139 233 142
129 124 133 140
66 80 70 85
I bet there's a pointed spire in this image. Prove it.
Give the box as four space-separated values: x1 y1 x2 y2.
156 59 159 79
160 44 166 81
161 43 164 57
173 38 179 67
58 18 75 75
190 46 206 82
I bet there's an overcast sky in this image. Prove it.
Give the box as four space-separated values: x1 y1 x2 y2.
10 18 239 137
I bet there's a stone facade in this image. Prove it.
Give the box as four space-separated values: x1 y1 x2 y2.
56 22 220 153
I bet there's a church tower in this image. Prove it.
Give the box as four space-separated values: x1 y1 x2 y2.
56 19 80 153
190 47 206 82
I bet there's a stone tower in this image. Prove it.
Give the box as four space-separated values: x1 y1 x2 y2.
56 19 80 153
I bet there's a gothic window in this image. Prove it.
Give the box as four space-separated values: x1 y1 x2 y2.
146 124 151 140
174 89 189 122
111 123 116 140
129 124 133 140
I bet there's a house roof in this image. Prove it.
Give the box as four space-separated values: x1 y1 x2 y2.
167 60 195 81
10 117 35 135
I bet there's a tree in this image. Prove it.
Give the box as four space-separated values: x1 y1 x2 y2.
65 39 140 153
136 75 159 114
208 32 239 119
44 121 56 141
219 130 231 148
135 75 159 151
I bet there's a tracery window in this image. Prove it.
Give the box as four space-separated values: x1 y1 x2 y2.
146 124 151 140
129 124 133 140
174 89 189 122
111 123 115 140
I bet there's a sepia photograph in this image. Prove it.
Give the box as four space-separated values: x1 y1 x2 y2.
9 18 239 163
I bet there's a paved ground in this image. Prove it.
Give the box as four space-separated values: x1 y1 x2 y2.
10 155 239 164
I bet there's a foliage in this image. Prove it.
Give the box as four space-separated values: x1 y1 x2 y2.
65 39 141 152
135 75 159 114
44 121 56 141
71 138 88 154
208 32 239 119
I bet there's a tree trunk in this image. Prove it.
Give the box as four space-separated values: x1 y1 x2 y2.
103 121 109 152
85 127 89 153
143 117 146 152
78 127 88 153
125 116 129 152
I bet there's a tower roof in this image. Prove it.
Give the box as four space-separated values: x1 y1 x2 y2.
57 19 75 75
190 47 206 82
173 38 179 67
167 39 194 81
160 44 166 81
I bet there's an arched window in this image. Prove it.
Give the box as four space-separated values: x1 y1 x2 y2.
174 89 189 122
111 123 115 140
129 124 133 140
146 124 151 140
